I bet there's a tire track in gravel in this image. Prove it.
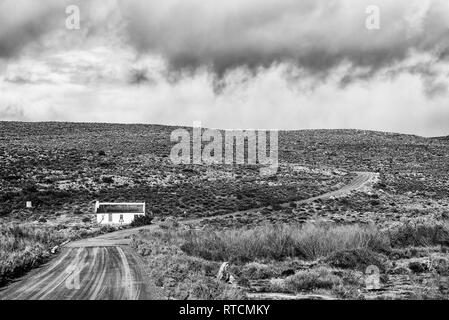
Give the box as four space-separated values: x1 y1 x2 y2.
0 247 156 300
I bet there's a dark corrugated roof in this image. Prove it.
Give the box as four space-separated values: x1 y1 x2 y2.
97 204 144 214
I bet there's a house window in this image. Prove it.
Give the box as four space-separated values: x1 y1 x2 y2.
119 214 124 223
108 213 113 222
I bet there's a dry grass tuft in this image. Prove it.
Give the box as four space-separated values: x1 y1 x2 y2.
179 223 390 263
269 267 342 293
388 222 449 247
0 224 64 286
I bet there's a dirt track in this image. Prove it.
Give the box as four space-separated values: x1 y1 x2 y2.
298 171 377 202
0 172 376 300
0 246 158 300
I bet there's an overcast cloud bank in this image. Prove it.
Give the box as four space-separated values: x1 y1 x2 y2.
0 0 448 136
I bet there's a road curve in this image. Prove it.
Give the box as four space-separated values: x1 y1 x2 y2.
0 171 376 300
298 171 378 202
194 171 378 224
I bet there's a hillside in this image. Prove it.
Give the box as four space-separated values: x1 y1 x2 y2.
0 121 446 219
1 122 448 218
0 122 352 219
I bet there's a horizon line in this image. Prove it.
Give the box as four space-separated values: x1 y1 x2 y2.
0 119 446 139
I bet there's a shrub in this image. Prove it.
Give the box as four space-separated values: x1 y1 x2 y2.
100 225 117 233
326 248 388 272
241 262 278 280
269 267 342 293
388 222 449 247
23 184 38 194
286 268 342 292
102 176 114 184
191 277 245 300
0 204 13 217
130 215 153 227
408 261 428 274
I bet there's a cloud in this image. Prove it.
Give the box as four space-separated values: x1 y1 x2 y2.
3 0 449 79
0 0 125 60
119 0 449 76
0 0 68 58
1 61 448 136
0 104 25 119
128 68 155 85
0 0 449 136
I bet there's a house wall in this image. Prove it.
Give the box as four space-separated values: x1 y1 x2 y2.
96 212 145 225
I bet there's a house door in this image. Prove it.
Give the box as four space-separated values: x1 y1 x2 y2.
108 213 113 222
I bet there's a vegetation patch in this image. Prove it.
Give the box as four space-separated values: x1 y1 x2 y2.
269 267 343 293
131 229 245 299
130 215 153 227
325 248 388 272
131 221 449 299
388 222 449 247
179 223 390 263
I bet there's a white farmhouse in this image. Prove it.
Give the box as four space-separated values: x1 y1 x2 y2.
94 201 146 225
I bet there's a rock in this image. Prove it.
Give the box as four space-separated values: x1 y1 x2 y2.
217 262 236 284
217 262 229 281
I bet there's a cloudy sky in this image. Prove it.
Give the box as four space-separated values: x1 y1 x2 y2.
1 0 449 136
